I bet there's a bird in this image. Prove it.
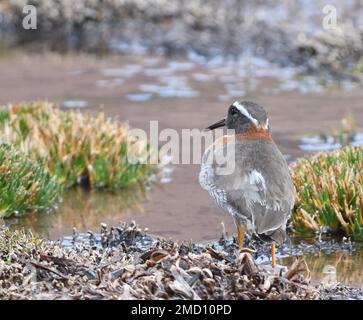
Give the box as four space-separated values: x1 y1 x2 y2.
199 101 295 267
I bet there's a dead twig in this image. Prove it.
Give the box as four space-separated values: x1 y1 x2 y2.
238 252 259 275
30 261 69 281
206 247 225 261
284 258 310 281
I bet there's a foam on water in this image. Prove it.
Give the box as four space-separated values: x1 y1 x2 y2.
192 73 215 82
96 78 124 88
144 68 175 77
103 65 141 78
299 133 363 152
168 61 195 72
126 93 153 102
63 100 88 108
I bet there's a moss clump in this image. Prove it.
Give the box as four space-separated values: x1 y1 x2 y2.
0 144 61 218
291 146 363 239
0 102 156 191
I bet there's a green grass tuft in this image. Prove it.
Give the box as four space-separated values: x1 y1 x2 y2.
0 144 61 218
291 145 363 239
0 102 157 192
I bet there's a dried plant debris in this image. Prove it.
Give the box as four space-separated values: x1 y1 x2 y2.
1 223 362 300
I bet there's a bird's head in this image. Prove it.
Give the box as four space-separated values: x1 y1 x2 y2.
206 101 269 134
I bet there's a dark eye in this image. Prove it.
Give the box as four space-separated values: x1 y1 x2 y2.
230 107 238 115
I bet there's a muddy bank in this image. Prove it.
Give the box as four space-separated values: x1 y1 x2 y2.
1 222 362 300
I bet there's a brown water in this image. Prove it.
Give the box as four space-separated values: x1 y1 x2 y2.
284 250 363 288
1 51 363 287
6 186 147 240
280 238 363 288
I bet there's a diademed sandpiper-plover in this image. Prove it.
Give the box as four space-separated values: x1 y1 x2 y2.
199 101 295 267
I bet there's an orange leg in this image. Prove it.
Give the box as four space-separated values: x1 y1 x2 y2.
237 224 245 250
271 242 276 268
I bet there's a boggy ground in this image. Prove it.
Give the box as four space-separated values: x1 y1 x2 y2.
1 52 363 242
1 222 362 300
1 51 363 292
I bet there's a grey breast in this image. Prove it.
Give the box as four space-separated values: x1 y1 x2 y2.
199 138 295 243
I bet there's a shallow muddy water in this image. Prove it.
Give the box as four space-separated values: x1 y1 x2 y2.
280 237 363 288
283 247 363 288
1 52 363 288
299 132 363 152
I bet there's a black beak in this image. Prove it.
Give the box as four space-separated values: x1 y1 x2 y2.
206 118 226 130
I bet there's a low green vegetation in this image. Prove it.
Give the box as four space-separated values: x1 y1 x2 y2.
0 101 157 218
0 102 156 190
0 144 61 218
291 145 363 240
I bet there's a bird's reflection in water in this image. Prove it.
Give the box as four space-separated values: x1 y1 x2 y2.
280 240 363 288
